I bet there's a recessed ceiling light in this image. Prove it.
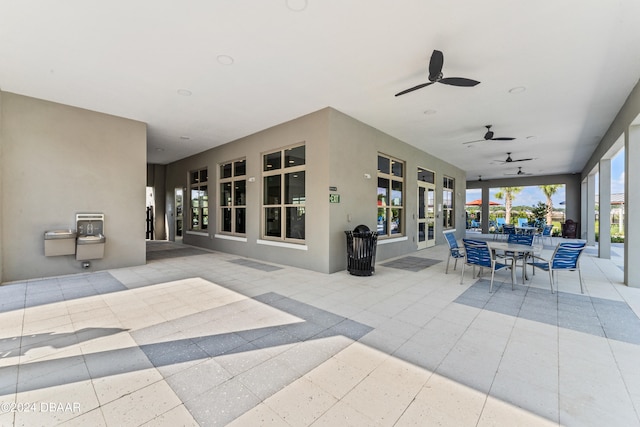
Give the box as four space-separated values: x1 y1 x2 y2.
423 109 437 115
177 89 192 96
286 0 308 11
155 148 164 152
508 86 526 94
217 55 234 65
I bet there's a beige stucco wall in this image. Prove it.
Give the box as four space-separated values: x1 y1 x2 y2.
165 107 466 273
327 108 467 271
0 91 4 282
0 92 147 283
166 108 332 272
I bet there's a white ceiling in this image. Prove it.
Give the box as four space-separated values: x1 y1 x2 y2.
2 1 640 181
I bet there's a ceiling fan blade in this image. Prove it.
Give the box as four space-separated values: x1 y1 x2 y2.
462 139 486 145
394 82 434 97
490 137 515 141
439 77 481 87
428 50 444 81
512 158 533 162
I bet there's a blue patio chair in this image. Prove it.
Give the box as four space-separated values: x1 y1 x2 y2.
501 224 516 241
518 218 529 227
527 241 587 293
461 239 515 293
536 224 554 245
503 233 534 273
443 230 465 274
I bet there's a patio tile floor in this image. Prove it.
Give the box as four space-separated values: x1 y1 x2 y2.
1 235 639 426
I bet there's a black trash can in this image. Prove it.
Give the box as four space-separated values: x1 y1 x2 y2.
345 225 378 276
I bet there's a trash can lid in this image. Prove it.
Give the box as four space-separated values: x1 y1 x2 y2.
44 230 77 239
354 224 370 233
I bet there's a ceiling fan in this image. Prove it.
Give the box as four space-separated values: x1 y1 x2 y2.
463 125 516 145
505 167 532 176
395 49 480 97
495 152 533 164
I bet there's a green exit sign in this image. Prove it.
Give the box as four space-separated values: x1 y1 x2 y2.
329 194 340 203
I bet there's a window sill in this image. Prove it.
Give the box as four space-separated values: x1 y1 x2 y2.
257 239 308 251
377 236 408 245
186 231 209 237
215 234 248 243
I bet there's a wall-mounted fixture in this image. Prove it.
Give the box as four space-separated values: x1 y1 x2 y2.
44 229 77 256
76 213 106 261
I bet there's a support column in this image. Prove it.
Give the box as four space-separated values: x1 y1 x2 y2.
586 174 596 246
481 186 490 234
625 126 640 287
599 159 611 259
580 179 587 240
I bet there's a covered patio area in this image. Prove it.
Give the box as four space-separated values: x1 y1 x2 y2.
0 240 637 426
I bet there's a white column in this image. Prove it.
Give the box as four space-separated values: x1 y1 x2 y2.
599 159 611 259
586 173 596 246
625 126 640 287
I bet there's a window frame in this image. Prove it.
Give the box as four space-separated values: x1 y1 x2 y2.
218 158 247 236
443 176 455 229
189 167 209 232
377 153 405 238
261 143 306 243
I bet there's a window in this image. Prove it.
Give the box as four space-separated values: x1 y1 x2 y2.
418 167 435 184
262 144 305 241
443 176 455 229
190 168 208 231
377 154 404 237
219 159 246 235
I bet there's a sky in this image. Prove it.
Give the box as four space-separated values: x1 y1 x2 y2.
466 148 625 207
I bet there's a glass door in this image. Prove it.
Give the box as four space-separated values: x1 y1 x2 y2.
174 187 183 243
417 181 436 249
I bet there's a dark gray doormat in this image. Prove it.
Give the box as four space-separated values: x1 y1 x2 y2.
228 258 283 272
381 256 442 272
146 247 210 261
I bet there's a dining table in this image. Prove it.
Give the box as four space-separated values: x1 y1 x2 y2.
515 226 538 235
488 241 539 284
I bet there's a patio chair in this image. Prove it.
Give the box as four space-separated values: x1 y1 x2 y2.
461 239 515 293
501 224 516 241
443 230 465 274
535 224 554 246
502 233 534 272
527 241 587 293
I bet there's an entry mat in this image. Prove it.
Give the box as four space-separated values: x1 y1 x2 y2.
146 246 211 261
228 258 283 272
382 256 442 272
455 279 640 345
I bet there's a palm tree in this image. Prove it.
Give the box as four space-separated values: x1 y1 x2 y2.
494 187 523 224
539 185 561 225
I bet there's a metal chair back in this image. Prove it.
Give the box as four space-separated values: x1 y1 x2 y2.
551 241 586 270
507 233 534 246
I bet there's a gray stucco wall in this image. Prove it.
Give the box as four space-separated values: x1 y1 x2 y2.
164 107 466 273
0 92 147 283
165 108 332 272
327 109 467 271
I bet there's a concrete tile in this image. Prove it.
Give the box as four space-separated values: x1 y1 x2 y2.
263 377 337 426
101 380 182 426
